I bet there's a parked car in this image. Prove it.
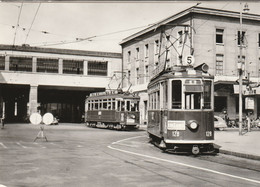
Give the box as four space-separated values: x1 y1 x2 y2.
50 117 59 125
214 116 227 131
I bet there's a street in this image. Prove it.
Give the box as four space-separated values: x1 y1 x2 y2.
0 124 260 187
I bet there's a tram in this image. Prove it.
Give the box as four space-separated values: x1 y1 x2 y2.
147 63 215 154
85 89 140 130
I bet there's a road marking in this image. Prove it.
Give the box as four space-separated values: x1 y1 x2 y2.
108 136 260 185
33 142 46 149
112 135 146 145
0 142 7 149
113 143 137 148
16 142 28 149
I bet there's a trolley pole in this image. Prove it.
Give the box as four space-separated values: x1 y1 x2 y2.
238 3 249 135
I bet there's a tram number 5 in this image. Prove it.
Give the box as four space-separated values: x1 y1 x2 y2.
184 55 195 66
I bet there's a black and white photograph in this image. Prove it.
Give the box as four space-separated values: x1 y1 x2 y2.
0 0 260 186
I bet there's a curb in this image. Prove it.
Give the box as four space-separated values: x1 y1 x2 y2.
218 149 260 161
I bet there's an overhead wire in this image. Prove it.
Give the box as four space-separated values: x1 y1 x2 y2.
24 3 41 44
32 24 151 47
12 2 23 46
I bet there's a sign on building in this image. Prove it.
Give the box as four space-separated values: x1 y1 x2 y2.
245 97 254 110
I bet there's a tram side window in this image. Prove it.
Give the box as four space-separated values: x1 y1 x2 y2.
108 99 111 110
94 100 98 110
126 101 130 111
203 80 212 109
112 99 116 110
99 100 102 110
103 99 107 110
172 80 182 109
117 100 121 111
121 101 125 111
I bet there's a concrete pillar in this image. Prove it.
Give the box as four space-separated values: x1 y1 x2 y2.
32 57 37 72
254 96 257 119
5 55 9 71
107 60 111 77
83 60 88 75
29 84 38 115
228 95 236 120
58 59 63 74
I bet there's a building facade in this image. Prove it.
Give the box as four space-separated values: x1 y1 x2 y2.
0 45 122 123
120 7 260 124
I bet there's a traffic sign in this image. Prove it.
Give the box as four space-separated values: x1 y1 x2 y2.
29 113 42 125
43 113 54 125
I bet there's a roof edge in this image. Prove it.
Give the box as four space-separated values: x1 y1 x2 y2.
120 6 260 46
0 44 122 59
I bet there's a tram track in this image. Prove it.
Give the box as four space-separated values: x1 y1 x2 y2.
108 135 260 186
194 154 260 173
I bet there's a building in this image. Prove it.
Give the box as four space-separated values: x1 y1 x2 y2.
120 6 260 124
0 44 122 123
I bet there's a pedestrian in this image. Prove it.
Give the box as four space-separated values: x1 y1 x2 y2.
1 115 5 129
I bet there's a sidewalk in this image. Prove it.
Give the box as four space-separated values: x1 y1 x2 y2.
214 128 260 160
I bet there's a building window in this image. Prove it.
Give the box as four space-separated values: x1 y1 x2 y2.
0 56 5 70
216 54 224 75
63 60 83 74
136 68 139 84
155 62 159 69
88 61 107 76
145 44 149 58
136 47 140 60
258 33 260 47
37 58 58 73
10 56 32 72
155 40 159 54
127 51 131 63
237 31 246 46
145 65 149 82
216 29 224 44
128 70 131 81
178 30 183 44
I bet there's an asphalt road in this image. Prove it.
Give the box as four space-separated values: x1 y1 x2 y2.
0 124 260 187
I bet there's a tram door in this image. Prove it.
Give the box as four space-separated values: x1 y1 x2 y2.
159 81 168 135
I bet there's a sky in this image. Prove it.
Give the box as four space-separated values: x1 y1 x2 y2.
0 1 260 53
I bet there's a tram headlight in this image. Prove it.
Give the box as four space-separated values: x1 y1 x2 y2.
130 114 135 119
187 120 199 130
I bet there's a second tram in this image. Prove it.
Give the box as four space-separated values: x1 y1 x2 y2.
147 64 215 154
85 90 140 130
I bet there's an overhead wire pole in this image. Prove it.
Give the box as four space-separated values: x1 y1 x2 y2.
238 3 249 135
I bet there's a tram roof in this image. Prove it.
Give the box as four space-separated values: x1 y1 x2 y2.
149 68 214 86
87 91 140 100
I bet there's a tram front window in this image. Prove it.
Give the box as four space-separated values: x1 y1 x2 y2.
130 101 139 111
172 80 182 109
185 93 201 109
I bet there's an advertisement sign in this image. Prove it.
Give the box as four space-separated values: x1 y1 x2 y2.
245 97 254 110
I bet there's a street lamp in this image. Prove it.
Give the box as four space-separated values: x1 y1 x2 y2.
238 3 249 135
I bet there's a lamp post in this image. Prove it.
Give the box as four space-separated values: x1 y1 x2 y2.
238 3 249 135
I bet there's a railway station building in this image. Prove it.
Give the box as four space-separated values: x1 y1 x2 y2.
0 45 122 123
120 6 260 124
